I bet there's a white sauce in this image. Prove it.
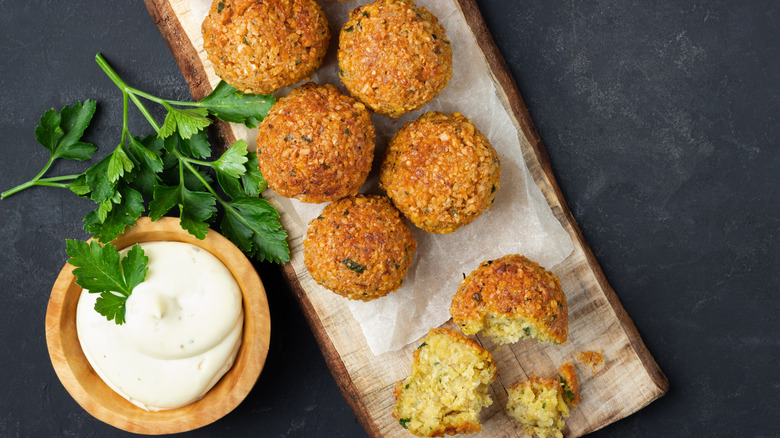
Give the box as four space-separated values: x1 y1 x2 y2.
76 241 244 411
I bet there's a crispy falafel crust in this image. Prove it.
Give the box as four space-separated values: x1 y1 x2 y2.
304 195 417 301
393 328 497 437
337 0 453 117
257 82 375 203
201 0 330 94
380 111 500 234
450 254 568 344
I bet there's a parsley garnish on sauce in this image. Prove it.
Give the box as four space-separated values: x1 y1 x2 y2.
66 239 148 325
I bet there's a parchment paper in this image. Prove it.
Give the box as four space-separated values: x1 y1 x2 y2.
189 0 574 354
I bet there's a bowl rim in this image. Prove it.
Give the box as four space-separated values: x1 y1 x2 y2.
45 217 271 434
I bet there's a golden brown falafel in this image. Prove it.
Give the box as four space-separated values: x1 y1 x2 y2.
202 0 330 94
379 111 500 234
337 0 452 117
304 195 417 301
257 82 375 203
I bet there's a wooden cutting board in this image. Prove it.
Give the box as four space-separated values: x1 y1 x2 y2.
144 1 669 436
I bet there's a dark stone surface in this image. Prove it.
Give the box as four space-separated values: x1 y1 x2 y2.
0 1 776 437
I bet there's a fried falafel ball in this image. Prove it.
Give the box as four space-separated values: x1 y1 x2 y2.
337 0 453 117
202 0 330 95
304 195 417 301
450 254 568 345
393 328 497 436
379 112 500 234
257 82 375 203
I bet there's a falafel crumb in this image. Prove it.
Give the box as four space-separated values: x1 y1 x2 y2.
576 350 605 374
558 362 581 407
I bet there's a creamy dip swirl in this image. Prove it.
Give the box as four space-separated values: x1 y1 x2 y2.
76 241 243 411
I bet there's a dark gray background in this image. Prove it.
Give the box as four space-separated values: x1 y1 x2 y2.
1 1 777 437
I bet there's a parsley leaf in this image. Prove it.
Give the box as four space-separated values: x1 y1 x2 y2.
67 174 90 197
213 140 249 179
83 182 145 243
125 134 165 197
83 154 118 203
35 109 64 153
159 106 211 139
217 149 266 199
107 143 135 182
36 100 98 161
241 152 267 195
179 187 217 239
127 136 163 174
177 131 212 159
197 81 275 128
148 184 216 239
148 184 180 221
65 239 148 325
220 197 289 263
55 100 99 160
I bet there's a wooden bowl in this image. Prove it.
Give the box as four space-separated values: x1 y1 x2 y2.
45 217 271 434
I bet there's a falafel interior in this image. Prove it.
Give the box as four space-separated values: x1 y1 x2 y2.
393 328 497 436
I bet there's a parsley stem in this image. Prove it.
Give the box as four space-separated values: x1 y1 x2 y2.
1 174 80 199
121 93 129 145
95 53 130 94
31 157 56 185
127 91 160 132
95 53 160 132
34 181 70 189
128 88 206 109
0 148 77 199
179 156 214 168
41 174 80 182
127 88 168 106
177 151 222 199
1 180 37 199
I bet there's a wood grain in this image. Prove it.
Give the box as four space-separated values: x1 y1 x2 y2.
142 1 669 436
45 217 271 435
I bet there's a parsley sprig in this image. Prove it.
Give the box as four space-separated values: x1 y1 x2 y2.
65 240 149 325
2 53 289 265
